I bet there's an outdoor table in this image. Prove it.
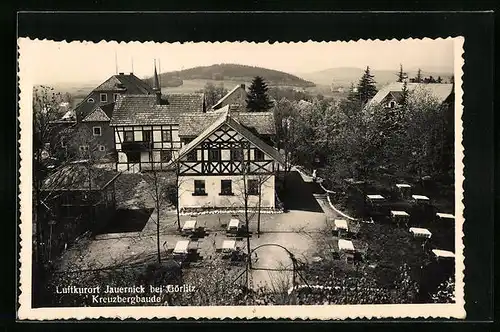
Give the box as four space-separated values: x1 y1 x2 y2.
395 183 412 198
409 227 432 239
436 213 455 220
334 219 348 232
227 218 240 232
221 240 237 253
432 249 455 260
182 219 197 234
367 194 385 201
173 240 190 254
412 195 430 203
338 239 355 252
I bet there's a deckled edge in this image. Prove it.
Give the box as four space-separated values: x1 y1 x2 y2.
17 37 466 320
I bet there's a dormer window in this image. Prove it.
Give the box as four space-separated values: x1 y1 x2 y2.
100 93 108 103
87 98 95 103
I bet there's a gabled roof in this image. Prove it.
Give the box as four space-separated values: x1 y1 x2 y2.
366 82 453 108
41 161 121 191
174 110 284 166
178 105 275 137
109 93 204 126
82 106 111 122
212 84 246 110
94 73 154 94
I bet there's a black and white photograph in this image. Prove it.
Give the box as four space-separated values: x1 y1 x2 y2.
18 37 464 319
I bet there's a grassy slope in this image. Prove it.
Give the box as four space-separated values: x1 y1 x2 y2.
150 63 316 88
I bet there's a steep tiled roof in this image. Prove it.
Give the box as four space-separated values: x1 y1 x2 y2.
179 105 275 137
174 110 284 166
82 107 111 122
367 83 453 108
163 93 205 113
94 73 154 94
41 161 120 191
110 93 204 126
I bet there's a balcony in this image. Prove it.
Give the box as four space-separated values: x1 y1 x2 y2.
121 140 153 152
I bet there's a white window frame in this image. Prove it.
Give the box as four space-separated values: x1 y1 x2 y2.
100 93 108 103
389 101 396 108
113 93 120 101
87 98 95 103
60 140 66 148
98 145 106 152
93 126 102 136
79 145 89 152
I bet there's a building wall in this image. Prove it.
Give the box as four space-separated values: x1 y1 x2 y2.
76 121 115 154
178 174 275 209
114 124 182 171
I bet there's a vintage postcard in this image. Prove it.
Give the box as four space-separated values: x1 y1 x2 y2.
18 37 465 320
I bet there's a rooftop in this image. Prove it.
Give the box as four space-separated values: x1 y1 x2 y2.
110 93 204 126
94 73 154 94
41 162 121 191
367 82 454 107
179 105 275 137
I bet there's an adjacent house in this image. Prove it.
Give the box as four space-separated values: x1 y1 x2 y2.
366 82 454 109
211 84 247 110
40 161 121 259
54 72 155 160
172 107 283 211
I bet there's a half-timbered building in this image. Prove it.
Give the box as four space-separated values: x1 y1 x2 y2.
109 66 206 172
172 109 284 210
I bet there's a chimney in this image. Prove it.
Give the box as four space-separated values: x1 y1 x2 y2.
240 84 245 89
119 72 124 75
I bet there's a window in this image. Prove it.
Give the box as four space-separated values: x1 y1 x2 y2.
60 140 66 148
93 126 102 136
187 150 197 162
209 149 221 162
124 131 134 142
230 148 243 161
98 145 106 152
113 93 119 101
247 180 259 195
254 149 265 161
220 180 232 195
79 145 89 152
162 130 172 142
143 130 152 142
389 101 396 108
160 150 172 162
193 180 206 195
87 98 95 103
100 93 108 103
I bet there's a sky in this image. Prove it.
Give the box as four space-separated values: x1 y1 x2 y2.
23 38 455 85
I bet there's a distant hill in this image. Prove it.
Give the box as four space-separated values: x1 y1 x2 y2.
299 67 454 88
146 63 316 88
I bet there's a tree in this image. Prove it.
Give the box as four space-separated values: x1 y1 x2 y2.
143 157 173 264
246 76 273 112
200 82 228 110
415 68 423 83
355 66 378 105
437 76 443 84
396 64 407 83
400 80 409 107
